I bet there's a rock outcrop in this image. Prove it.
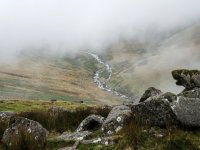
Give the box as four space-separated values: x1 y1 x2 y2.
76 115 105 132
140 87 162 102
132 97 178 127
172 69 200 90
101 105 131 136
2 116 48 149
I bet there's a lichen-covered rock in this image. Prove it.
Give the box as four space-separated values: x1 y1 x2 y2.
132 98 178 127
2 116 48 149
0 112 16 139
140 87 162 102
101 105 131 136
171 96 200 127
172 69 200 90
0 112 16 125
57 131 91 141
178 88 200 99
76 115 105 132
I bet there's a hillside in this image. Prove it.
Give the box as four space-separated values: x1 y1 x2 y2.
102 23 200 99
0 51 124 105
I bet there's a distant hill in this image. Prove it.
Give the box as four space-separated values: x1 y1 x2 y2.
103 23 200 99
0 50 123 105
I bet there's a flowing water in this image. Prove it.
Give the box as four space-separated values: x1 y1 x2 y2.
86 52 129 100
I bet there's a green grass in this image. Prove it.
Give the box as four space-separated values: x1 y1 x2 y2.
47 140 75 150
0 100 88 112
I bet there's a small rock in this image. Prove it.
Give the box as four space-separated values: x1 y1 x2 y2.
140 87 162 102
160 92 177 102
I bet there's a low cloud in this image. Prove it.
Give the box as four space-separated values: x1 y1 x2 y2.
0 0 200 57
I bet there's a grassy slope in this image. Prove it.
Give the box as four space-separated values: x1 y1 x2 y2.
0 51 124 105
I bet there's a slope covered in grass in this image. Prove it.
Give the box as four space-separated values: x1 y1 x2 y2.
0 51 124 105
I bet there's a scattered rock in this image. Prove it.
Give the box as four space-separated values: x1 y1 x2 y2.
172 69 200 90
2 116 48 149
140 87 162 102
171 96 200 127
101 105 131 136
57 131 91 141
76 115 105 132
132 97 178 127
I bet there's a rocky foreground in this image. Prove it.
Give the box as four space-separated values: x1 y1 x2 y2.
1 69 200 149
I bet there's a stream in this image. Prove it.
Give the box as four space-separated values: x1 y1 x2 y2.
86 52 129 100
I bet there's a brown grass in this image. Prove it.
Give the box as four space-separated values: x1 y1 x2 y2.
18 107 111 133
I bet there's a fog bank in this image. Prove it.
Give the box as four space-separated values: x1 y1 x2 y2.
1 0 200 57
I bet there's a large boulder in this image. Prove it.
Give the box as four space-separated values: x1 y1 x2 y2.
132 97 178 127
76 115 105 132
172 69 200 90
140 87 162 102
171 96 200 127
101 105 131 136
2 116 48 149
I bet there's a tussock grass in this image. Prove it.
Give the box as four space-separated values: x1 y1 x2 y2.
0 120 7 140
2 128 45 150
116 115 200 150
18 107 111 133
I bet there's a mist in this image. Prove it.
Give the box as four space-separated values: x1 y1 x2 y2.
1 0 200 57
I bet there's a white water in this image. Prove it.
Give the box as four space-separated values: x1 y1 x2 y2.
86 52 129 100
